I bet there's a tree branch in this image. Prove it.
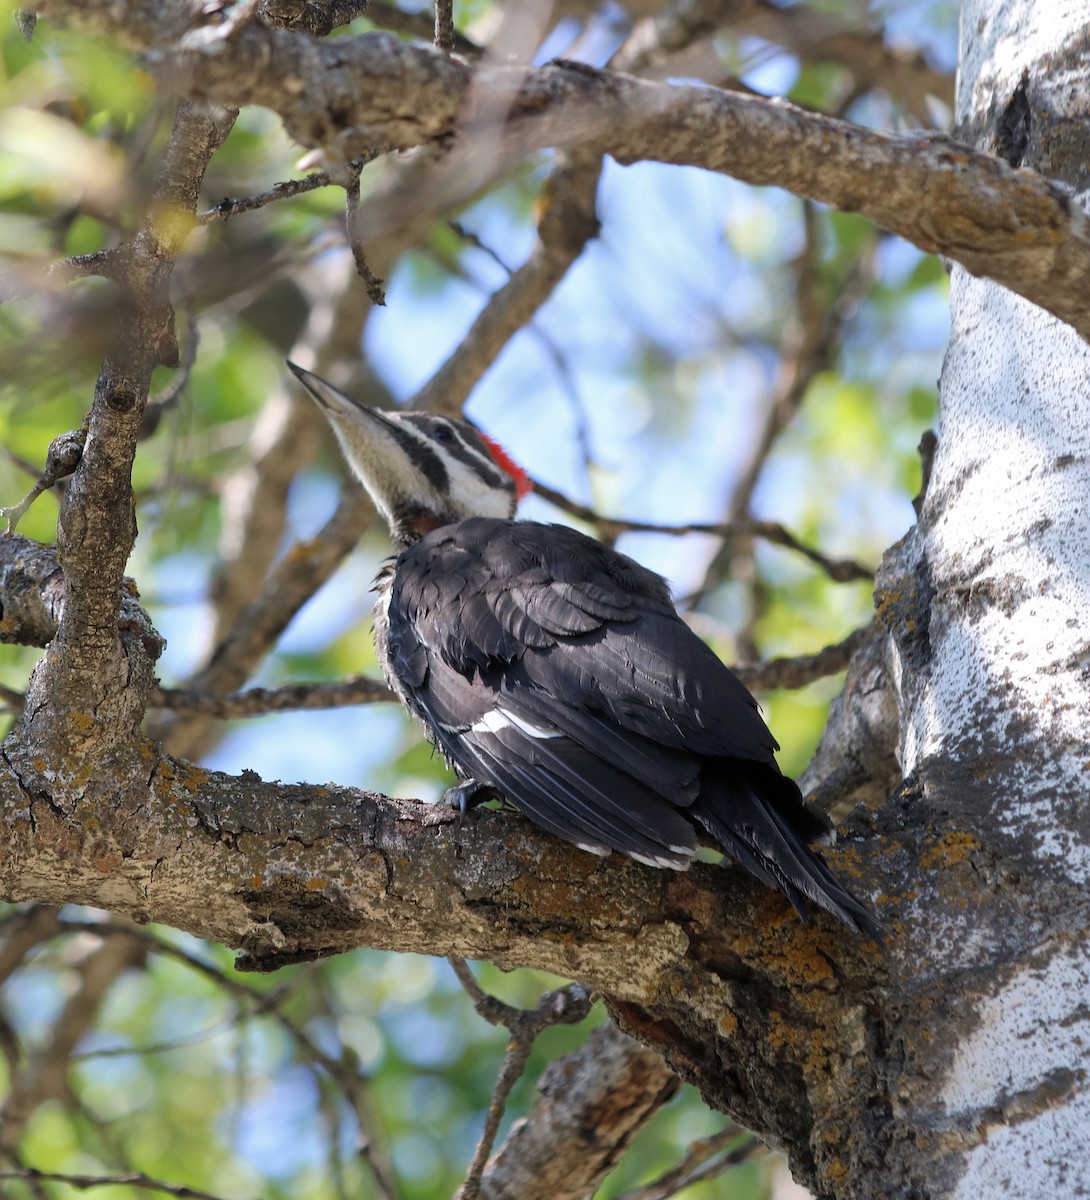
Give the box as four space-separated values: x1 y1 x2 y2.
530 481 873 584
33 3 1085 338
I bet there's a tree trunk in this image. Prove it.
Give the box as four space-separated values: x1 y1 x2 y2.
855 2 1090 1195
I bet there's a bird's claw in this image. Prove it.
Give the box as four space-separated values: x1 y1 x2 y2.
443 779 501 815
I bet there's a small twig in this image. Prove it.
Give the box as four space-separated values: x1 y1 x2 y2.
448 221 514 275
615 1126 762 1200
151 675 393 717
197 171 333 224
434 0 454 53
0 423 88 533
729 624 871 692
447 956 520 1026
532 480 874 583
0 1169 229 1200
345 158 389 305
448 959 595 1200
0 686 25 715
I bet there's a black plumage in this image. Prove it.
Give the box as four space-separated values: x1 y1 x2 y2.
287 360 879 938
384 518 878 936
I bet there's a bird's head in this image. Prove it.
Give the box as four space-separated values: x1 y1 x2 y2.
288 362 532 546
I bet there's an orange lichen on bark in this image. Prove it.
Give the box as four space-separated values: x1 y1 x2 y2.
175 763 209 793
919 831 979 870
70 711 95 734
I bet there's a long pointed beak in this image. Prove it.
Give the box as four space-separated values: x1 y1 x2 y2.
285 360 379 422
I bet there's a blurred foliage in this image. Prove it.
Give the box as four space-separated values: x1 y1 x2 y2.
0 0 954 1196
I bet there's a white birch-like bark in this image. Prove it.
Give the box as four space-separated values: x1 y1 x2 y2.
883 2 1090 1194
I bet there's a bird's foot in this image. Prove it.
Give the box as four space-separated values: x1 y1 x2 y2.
443 778 502 815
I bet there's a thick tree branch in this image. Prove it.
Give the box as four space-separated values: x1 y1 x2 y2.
8 702 1054 1200
33 3 1088 339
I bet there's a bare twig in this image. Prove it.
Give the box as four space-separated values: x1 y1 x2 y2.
345 164 387 305
729 624 870 692
531 480 873 584
0 1168 229 1200
448 221 514 274
197 170 333 223
413 151 602 417
368 0 479 55
615 1125 761 1200
152 675 393 716
448 958 595 1200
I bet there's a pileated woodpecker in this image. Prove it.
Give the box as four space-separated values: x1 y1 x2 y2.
289 362 879 937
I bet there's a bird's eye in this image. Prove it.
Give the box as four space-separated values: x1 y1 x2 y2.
434 425 454 444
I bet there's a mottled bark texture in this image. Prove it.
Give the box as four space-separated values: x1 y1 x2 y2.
3 2 1090 1197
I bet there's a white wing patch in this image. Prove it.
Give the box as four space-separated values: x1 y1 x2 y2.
471 708 562 739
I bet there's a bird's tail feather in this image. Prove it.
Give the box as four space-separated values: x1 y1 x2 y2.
692 766 881 939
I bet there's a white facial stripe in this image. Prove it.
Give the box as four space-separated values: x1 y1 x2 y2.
395 416 515 521
470 708 561 739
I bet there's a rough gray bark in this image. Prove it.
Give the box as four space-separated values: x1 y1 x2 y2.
3 2 1090 1197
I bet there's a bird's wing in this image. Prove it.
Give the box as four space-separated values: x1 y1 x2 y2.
384 519 780 862
392 519 779 760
